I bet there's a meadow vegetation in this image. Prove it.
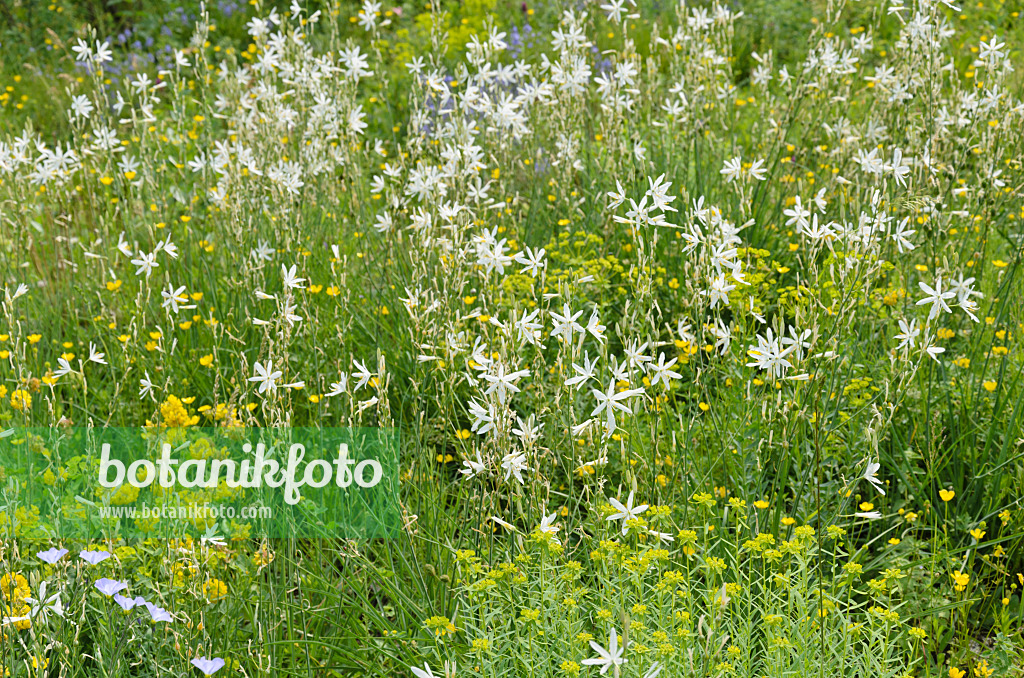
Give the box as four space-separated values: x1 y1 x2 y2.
0 0 1023 676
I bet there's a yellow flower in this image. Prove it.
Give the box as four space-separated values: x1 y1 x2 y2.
203 578 228 601
970 528 985 540
10 389 31 411
940 489 955 502
0 573 30 603
3 602 31 630
200 354 214 367
27 334 42 344
425 615 456 637
982 380 997 392
159 395 199 428
950 668 966 678
951 571 970 591
754 500 769 509
252 547 274 568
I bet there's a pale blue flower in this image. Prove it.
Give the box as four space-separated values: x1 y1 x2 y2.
37 548 69 565
80 550 111 565
190 657 226 675
113 594 147 611
94 578 127 596
145 601 173 623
